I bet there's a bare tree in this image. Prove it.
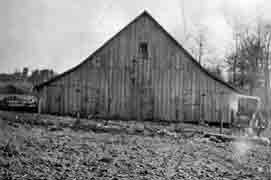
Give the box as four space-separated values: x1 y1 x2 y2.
260 23 271 116
185 25 209 66
226 28 262 93
226 19 271 116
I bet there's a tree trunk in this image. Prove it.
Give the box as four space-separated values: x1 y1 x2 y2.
233 58 236 85
264 52 270 118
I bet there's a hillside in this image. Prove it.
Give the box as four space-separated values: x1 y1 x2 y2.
0 81 32 94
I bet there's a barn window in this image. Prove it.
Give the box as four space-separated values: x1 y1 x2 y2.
92 57 101 67
76 88 80 93
138 42 148 59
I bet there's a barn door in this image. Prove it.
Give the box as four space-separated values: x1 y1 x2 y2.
130 42 154 120
74 86 81 115
140 58 154 120
47 85 62 114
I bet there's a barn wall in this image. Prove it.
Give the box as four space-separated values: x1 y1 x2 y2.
38 14 239 123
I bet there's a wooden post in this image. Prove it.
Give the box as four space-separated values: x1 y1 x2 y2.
73 111 80 128
219 92 224 134
200 93 206 125
220 110 223 134
77 112 80 121
38 97 42 114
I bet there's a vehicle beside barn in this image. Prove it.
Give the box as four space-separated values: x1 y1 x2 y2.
0 95 37 112
0 84 38 112
35 11 244 124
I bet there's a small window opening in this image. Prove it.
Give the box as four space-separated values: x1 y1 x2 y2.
92 57 101 67
139 42 148 59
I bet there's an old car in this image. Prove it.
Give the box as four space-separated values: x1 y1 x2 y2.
1 95 38 112
230 94 268 136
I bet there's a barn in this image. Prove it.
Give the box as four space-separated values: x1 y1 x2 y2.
35 11 241 124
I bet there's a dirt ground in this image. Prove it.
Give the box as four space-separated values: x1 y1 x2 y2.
0 111 271 180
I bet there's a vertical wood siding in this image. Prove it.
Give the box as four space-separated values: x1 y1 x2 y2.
38 14 239 123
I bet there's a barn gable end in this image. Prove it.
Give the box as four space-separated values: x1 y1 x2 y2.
36 11 240 123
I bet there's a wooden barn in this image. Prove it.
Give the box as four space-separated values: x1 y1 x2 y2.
35 11 242 124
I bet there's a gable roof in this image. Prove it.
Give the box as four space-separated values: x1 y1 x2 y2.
35 10 241 93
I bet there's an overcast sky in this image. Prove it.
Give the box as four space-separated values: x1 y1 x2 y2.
1 0 271 73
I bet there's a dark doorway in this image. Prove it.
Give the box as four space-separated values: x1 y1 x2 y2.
138 42 148 59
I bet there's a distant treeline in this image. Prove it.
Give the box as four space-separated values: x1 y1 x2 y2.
0 68 57 95
0 68 57 85
0 84 27 94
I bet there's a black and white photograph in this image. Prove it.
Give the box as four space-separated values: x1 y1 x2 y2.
1 0 271 179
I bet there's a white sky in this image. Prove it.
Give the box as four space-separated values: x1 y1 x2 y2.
1 0 271 73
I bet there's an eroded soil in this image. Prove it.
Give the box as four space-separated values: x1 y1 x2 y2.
0 111 271 180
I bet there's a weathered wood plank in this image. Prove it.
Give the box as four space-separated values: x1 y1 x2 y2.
37 12 241 124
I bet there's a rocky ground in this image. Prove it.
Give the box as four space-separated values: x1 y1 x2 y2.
0 111 271 180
